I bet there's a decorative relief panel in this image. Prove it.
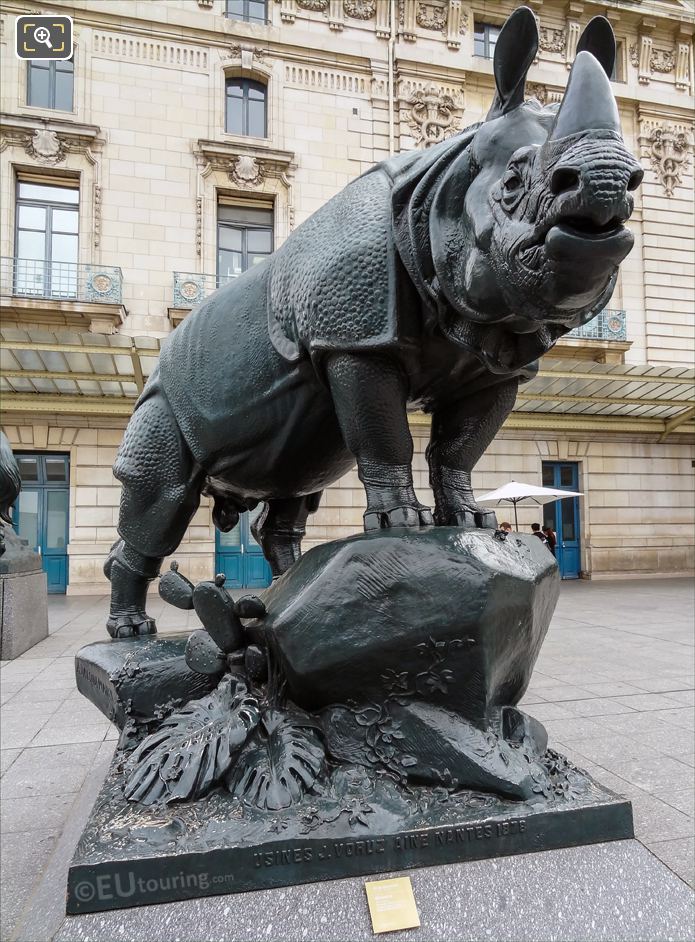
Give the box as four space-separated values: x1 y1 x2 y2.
539 26 566 55
92 32 208 70
344 0 376 19
296 0 329 10
638 120 694 197
399 80 464 148
629 44 675 75
416 1 446 31
398 0 465 46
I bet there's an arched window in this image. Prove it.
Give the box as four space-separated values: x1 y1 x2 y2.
225 78 267 137
226 0 267 23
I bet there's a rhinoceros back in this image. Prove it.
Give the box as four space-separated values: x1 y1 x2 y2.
267 168 415 361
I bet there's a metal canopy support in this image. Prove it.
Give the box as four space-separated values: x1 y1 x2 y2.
659 405 695 442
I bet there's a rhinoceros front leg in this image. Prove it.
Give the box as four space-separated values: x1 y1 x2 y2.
427 379 519 528
325 353 433 530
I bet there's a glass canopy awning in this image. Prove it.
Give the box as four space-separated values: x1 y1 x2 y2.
1 329 694 439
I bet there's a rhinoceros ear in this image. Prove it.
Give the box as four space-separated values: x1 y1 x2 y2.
487 7 538 120
576 15 616 79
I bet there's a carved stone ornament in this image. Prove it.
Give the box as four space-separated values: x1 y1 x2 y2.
416 1 447 32
629 43 675 74
26 128 66 165
343 0 375 19
226 42 267 65
296 0 329 10
229 155 265 188
539 26 566 54
407 83 462 147
642 123 693 197
526 82 548 105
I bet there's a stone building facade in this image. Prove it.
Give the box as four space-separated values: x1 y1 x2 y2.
1 0 693 594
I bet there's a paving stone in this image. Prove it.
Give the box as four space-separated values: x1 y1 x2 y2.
31 725 109 747
663 789 694 818
0 748 21 775
1 793 77 833
0 743 101 799
634 677 695 694
647 837 695 889
613 693 692 712
582 682 647 697
0 829 58 940
629 793 695 844
559 697 638 717
600 756 694 795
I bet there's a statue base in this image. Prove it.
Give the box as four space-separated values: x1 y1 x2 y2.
0 530 48 660
67 755 632 914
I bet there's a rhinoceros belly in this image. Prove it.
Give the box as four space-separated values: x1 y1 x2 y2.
158 262 354 499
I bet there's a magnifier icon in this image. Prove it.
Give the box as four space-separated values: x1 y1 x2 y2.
34 26 53 49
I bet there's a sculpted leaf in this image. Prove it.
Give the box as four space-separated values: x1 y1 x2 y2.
124 675 259 806
226 708 325 810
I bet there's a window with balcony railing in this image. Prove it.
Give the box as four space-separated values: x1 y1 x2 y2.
14 180 79 299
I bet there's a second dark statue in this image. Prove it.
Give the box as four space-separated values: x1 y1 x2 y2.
105 9 641 637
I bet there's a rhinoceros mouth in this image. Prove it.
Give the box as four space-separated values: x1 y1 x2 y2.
545 219 633 263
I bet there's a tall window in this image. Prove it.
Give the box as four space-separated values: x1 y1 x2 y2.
27 58 74 110
474 22 501 59
611 42 624 82
226 0 267 23
217 203 273 283
225 78 267 137
14 180 79 298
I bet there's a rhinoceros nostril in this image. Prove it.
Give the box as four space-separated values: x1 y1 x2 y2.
627 168 644 191
550 166 581 195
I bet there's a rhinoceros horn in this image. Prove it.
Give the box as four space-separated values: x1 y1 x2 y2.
486 6 538 120
549 50 621 140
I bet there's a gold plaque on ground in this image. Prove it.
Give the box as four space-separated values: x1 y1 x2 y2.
365 876 420 934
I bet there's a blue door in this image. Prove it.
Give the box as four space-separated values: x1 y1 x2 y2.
215 505 272 590
542 462 581 579
12 453 70 593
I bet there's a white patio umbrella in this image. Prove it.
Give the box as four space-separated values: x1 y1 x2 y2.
476 480 583 532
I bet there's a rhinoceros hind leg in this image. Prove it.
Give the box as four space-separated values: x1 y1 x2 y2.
252 492 322 578
109 376 205 637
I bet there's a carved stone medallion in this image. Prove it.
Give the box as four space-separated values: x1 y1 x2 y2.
26 128 66 165
229 154 265 188
344 0 375 19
